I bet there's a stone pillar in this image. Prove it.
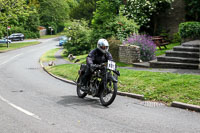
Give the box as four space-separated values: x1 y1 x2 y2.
119 45 140 64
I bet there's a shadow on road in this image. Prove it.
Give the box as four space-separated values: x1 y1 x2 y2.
57 95 107 109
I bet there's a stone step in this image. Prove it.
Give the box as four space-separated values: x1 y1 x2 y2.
150 60 199 69
133 62 150 68
165 50 200 58
182 40 200 48
173 46 200 52
157 56 200 64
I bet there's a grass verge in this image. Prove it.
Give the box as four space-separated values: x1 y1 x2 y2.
46 64 200 106
40 35 61 39
61 50 133 67
40 32 65 39
40 48 60 62
0 41 40 52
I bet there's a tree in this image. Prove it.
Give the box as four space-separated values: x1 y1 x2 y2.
38 0 71 33
92 0 121 26
122 0 173 31
70 0 96 22
184 0 200 21
0 0 29 37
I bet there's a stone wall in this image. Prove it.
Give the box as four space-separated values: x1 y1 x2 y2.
119 45 140 64
156 0 186 35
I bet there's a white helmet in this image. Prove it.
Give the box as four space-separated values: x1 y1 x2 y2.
97 39 109 53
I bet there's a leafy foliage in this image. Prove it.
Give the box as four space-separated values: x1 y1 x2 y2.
107 37 121 62
63 19 92 55
70 0 96 22
123 34 157 61
114 15 139 41
122 0 173 29
92 0 121 26
0 0 27 23
91 0 139 46
179 22 200 39
38 0 73 34
0 0 40 38
90 0 121 46
184 0 200 21
171 32 181 43
0 0 27 37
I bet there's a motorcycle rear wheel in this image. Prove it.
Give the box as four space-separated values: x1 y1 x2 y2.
77 77 87 98
100 81 117 106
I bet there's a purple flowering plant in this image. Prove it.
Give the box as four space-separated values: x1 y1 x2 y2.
123 34 157 61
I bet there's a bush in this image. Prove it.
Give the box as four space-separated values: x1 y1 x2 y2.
64 19 92 55
24 31 40 39
114 15 139 41
90 15 139 47
9 26 26 35
107 37 121 62
123 34 157 61
179 22 200 40
0 25 4 38
8 26 40 39
171 32 181 43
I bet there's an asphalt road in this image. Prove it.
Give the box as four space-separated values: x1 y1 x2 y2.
0 38 200 133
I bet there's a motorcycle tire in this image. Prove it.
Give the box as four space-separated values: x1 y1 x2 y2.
100 81 117 106
77 77 87 98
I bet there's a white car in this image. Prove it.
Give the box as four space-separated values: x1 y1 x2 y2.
0 38 12 44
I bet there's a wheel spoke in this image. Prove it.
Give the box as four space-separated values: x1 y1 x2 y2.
102 82 114 102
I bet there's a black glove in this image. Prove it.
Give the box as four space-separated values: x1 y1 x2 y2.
90 64 96 68
89 64 96 72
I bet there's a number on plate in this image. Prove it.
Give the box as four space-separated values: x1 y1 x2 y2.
107 60 116 71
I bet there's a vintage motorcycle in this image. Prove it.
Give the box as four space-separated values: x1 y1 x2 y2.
76 60 120 106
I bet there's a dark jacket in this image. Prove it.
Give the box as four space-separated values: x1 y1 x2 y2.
86 48 113 65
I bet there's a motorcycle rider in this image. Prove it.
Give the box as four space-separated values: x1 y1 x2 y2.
81 39 113 91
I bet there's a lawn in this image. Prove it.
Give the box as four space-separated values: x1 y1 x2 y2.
40 48 60 62
46 64 200 106
42 42 200 106
40 32 65 39
155 42 180 56
0 41 40 52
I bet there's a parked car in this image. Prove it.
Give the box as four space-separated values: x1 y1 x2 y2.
59 36 68 46
8 33 25 41
0 38 12 44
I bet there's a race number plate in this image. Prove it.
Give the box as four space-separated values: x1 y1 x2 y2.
107 60 116 71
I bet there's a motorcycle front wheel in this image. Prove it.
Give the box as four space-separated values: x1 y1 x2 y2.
100 81 117 106
77 77 87 98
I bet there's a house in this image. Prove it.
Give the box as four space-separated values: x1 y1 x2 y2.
38 26 47 36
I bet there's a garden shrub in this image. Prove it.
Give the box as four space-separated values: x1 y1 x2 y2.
107 36 121 62
90 14 139 48
123 34 156 61
172 32 181 43
24 31 40 39
114 15 139 41
8 26 40 38
9 26 26 35
0 26 4 38
64 19 92 55
179 22 200 40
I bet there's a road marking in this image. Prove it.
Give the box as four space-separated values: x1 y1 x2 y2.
0 53 23 66
0 95 41 120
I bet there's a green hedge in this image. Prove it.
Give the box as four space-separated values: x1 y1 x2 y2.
179 22 200 40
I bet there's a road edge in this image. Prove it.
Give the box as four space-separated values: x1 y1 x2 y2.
39 60 200 113
39 60 145 100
